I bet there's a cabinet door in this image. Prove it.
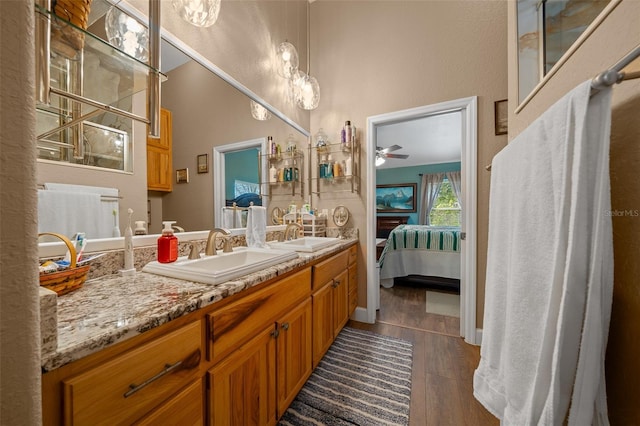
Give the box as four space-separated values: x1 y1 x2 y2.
136 379 203 426
277 298 312 417
208 325 277 426
147 108 172 192
147 145 172 192
312 281 334 368
333 269 349 336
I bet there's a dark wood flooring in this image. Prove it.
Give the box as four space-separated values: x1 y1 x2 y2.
348 282 498 426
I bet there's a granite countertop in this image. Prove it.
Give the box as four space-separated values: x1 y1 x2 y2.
42 239 357 372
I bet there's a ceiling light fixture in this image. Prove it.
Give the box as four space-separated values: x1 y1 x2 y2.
296 1 319 110
172 0 221 28
250 100 272 121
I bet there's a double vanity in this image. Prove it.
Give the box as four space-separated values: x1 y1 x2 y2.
41 236 358 425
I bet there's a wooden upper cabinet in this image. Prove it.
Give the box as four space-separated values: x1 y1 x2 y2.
147 108 173 192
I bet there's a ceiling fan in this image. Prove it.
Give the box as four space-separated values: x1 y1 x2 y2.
375 144 409 166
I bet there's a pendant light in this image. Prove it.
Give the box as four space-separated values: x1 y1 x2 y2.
172 0 221 28
105 6 149 61
276 41 299 79
250 100 272 121
296 1 319 110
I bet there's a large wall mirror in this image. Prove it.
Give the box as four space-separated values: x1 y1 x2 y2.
517 0 613 105
37 1 310 242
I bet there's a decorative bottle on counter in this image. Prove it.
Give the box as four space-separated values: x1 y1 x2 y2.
157 221 178 263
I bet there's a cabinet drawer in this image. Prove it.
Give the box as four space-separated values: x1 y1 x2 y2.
208 268 311 363
135 379 203 426
348 244 357 265
63 321 202 425
312 250 348 291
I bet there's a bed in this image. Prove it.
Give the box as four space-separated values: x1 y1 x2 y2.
378 224 461 289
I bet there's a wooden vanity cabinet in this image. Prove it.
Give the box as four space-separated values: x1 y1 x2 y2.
348 244 358 316
311 250 350 368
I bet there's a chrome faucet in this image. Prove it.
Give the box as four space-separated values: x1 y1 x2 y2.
205 228 232 255
282 222 303 241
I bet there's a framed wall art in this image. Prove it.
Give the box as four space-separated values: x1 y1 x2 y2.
375 183 417 212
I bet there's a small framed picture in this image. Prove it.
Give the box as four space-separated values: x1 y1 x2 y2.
494 99 508 135
176 168 189 184
197 153 209 174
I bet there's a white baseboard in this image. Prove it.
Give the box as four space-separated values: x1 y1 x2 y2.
351 307 373 324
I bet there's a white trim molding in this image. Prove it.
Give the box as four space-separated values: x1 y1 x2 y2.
365 97 479 345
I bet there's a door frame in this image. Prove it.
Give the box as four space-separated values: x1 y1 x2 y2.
364 97 478 345
213 138 268 228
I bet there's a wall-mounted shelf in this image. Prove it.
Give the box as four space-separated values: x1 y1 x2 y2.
259 151 305 198
309 142 360 196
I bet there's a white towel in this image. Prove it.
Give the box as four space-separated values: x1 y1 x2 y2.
41 183 119 238
38 190 102 240
473 80 613 426
245 206 267 248
222 208 244 229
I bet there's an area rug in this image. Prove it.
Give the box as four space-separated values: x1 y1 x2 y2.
279 327 413 426
425 290 460 317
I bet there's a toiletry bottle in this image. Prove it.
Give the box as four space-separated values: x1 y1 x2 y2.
345 154 353 176
326 155 334 178
157 221 178 263
344 121 352 147
124 208 134 271
333 158 342 177
284 160 292 182
268 136 275 155
319 155 327 178
293 159 300 182
269 163 278 183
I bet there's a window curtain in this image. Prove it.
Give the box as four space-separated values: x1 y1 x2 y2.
419 172 445 225
446 171 462 208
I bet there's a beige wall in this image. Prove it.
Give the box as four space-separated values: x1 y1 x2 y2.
507 0 640 421
160 60 309 232
310 0 508 324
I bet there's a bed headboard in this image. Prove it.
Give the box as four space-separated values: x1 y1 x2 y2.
376 215 409 238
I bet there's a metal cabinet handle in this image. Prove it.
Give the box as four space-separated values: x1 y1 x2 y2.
333 279 341 288
282 322 290 331
124 349 200 398
271 329 280 339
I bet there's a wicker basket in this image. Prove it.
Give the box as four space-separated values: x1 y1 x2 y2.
39 232 90 296
51 0 93 58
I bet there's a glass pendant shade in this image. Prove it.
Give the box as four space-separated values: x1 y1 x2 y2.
105 7 149 62
276 41 299 79
288 70 306 102
172 0 221 28
295 74 320 110
250 100 272 121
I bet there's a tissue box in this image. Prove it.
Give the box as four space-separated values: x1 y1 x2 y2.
40 286 58 356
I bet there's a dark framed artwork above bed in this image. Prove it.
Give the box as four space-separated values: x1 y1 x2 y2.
376 183 417 212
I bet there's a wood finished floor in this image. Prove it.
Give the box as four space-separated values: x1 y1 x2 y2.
348 283 498 426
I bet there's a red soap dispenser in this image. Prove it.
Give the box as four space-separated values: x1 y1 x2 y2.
157 221 178 263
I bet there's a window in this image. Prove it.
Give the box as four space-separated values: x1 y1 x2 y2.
429 178 461 226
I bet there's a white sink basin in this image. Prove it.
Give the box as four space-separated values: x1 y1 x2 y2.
142 247 298 285
269 237 341 253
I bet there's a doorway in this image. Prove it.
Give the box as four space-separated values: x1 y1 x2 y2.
365 97 479 345
213 138 268 228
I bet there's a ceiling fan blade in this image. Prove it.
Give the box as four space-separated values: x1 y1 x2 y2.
379 144 403 154
384 153 409 159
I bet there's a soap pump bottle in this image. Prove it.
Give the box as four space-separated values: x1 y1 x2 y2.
122 208 135 274
158 221 178 263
